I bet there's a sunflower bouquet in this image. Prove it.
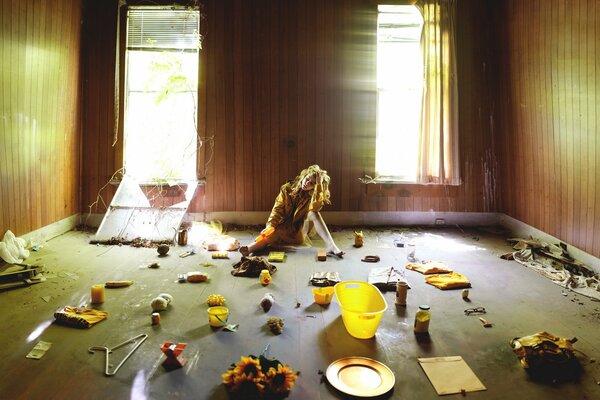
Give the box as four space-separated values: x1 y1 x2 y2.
222 355 299 399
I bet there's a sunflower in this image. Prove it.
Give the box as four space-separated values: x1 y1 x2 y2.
264 364 298 393
232 356 264 380
229 373 265 396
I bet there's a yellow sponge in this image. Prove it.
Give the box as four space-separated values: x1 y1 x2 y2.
268 252 286 262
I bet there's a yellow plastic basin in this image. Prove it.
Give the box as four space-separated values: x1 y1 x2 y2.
334 281 387 339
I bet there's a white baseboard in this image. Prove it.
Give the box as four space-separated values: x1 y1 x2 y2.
19 214 80 244
191 211 503 227
499 214 600 274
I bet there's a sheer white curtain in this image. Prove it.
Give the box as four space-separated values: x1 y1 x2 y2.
416 0 460 185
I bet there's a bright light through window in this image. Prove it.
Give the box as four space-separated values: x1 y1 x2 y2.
124 7 199 183
376 5 423 182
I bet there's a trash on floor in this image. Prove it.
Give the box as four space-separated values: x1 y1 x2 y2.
186 272 209 282
211 251 229 259
0 263 47 290
504 237 600 300
266 317 284 334
268 252 286 263
89 334 148 376
231 256 277 277
104 280 133 288
0 230 30 263
207 294 226 307
26 340 52 359
425 272 471 290
510 331 582 382
316 250 327 261
406 261 452 275
361 255 380 263
161 342 187 371
418 356 486 395
151 293 173 311
478 317 492 328
179 250 195 258
157 244 170 256
368 266 409 291
260 293 274 312
54 306 108 328
354 231 364 247
309 271 341 287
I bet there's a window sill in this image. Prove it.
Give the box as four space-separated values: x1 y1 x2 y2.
366 182 460 197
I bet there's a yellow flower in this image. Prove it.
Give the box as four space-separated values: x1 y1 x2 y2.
232 356 264 380
221 369 236 386
265 364 298 393
230 373 264 396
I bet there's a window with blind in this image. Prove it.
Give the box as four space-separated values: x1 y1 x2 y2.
124 6 200 182
375 5 424 182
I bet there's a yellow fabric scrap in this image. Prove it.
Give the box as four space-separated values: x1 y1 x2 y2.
406 260 453 275
425 272 471 290
54 306 108 329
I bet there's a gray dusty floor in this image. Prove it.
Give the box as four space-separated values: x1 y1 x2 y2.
0 226 599 400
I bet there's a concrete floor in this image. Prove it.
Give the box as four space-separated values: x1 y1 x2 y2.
0 226 599 400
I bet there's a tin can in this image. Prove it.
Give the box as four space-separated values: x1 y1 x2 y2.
259 269 272 286
177 228 188 246
395 281 408 306
462 289 470 299
151 312 161 325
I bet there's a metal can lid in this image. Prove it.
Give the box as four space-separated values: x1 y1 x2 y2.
419 305 430 310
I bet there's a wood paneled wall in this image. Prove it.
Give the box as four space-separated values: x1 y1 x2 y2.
495 0 600 257
81 0 497 216
0 0 82 237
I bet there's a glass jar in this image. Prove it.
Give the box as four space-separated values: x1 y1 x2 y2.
414 305 431 334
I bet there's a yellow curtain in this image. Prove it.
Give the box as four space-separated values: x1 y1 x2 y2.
416 0 460 185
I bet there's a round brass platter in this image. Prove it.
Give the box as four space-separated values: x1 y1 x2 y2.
326 356 395 397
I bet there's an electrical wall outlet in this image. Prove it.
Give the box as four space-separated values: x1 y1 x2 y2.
435 218 445 225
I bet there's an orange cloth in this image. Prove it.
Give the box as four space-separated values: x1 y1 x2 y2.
425 272 471 290
406 261 453 275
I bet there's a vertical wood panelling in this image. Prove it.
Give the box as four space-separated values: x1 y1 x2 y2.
497 0 600 258
80 0 498 220
0 0 82 237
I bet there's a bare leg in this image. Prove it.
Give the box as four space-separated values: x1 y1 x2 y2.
306 211 343 256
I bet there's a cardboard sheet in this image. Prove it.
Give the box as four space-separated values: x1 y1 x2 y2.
418 356 486 395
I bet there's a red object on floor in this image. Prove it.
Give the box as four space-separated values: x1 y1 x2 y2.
160 342 187 370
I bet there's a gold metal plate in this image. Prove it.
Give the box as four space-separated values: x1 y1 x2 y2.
326 357 395 397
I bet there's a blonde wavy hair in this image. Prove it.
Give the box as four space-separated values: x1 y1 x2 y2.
291 165 331 204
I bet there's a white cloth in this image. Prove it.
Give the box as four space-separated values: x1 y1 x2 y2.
0 230 30 263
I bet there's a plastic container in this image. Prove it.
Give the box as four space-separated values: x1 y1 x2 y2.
334 281 388 339
313 286 335 305
414 305 431 334
207 306 229 328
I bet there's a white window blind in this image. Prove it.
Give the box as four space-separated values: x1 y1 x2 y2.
127 7 200 51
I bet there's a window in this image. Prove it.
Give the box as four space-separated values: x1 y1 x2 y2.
124 7 200 182
376 5 424 182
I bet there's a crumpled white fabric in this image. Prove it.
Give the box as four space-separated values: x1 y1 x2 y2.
0 230 30 263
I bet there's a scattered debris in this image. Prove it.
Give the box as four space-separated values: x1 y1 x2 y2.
187 272 209 283
105 280 133 288
361 255 380 263
157 244 170 256
317 251 327 261
207 294 226 307
148 262 160 269
260 293 274 312
199 262 216 267
211 252 229 259
151 293 173 311
266 317 284 335
41 296 51 303
478 317 492 328
160 342 187 371
89 237 173 248
179 250 195 258
353 231 364 248
26 340 52 359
